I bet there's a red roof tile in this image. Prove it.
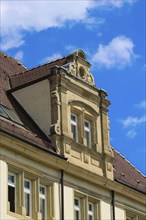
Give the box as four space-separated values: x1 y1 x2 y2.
113 149 146 194
0 51 57 153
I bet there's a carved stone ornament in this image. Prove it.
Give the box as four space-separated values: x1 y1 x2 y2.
68 62 76 76
50 123 60 135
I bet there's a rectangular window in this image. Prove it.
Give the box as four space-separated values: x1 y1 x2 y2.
88 202 94 220
8 173 16 212
74 198 80 220
24 179 32 217
39 185 46 220
84 120 91 147
71 114 78 142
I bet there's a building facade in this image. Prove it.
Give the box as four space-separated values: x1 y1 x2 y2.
0 50 146 220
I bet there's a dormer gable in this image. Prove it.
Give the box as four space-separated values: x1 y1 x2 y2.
10 50 114 180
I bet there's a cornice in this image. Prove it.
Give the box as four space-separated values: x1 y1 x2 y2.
1 132 145 205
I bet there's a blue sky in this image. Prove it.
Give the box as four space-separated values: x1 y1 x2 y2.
1 0 146 174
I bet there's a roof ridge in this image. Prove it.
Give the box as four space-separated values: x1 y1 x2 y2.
0 51 27 72
10 55 67 78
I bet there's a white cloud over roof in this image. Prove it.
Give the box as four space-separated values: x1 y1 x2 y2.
1 0 136 51
91 36 137 69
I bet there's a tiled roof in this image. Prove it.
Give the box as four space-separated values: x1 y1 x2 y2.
1 117 56 151
0 52 26 108
0 51 57 153
0 51 145 194
113 149 146 194
10 57 68 89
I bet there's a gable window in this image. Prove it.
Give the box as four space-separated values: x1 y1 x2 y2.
40 185 46 220
8 173 16 212
71 114 78 142
88 202 94 220
74 198 81 220
84 120 91 147
24 179 32 217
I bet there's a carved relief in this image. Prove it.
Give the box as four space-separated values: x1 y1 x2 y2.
84 154 90 164
50 123 60 135
68 61 76 76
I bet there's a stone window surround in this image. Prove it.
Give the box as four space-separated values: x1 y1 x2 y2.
70 105 98 150
74 190 100 220
7 168 54 220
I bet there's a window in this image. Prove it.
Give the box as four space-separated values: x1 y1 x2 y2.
24 179 32 217
74 198 81 220
8 173 16 212
84 120 91 147
39 185 46 220
71 114 78 142
88 202 94 220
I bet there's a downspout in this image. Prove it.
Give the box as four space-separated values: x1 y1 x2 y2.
111 190 115 220
61 169 64 220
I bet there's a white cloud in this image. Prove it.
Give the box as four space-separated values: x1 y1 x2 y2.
136 100 146 110
95 0 135 8
120 116 146 128
41 53 62 64
91 36 137 69
14 51 24 62
126 129 137 138
1 0 136 51
83 17 105 30
1 0 95 50
65 45 78 53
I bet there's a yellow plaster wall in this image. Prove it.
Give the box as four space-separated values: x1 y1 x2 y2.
100 201 111 220
115 206 125 220
64 186 74 219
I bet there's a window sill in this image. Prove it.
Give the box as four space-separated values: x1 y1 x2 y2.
70 139 101 158
7 210 34 220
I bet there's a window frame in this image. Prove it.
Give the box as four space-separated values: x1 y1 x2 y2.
88 202 94 220
39 185 47 220
71 113 78 142
74 197 81 220
84 119 91 148
24 178 32 217
8 173 16 213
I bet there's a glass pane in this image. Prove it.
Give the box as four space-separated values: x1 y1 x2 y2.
0 105 23 125
8 175 14 184
8 185 15 212
71 124 76 140
89 203 93 211
85 131 90 146
89 215 93 220
75 210 79 220
25 193 30 216
40 186 45 195
74 198 79 206
0 105 9 118
24 180 30 189
40 198 45 219
71 115 76 121
85 121 89 128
